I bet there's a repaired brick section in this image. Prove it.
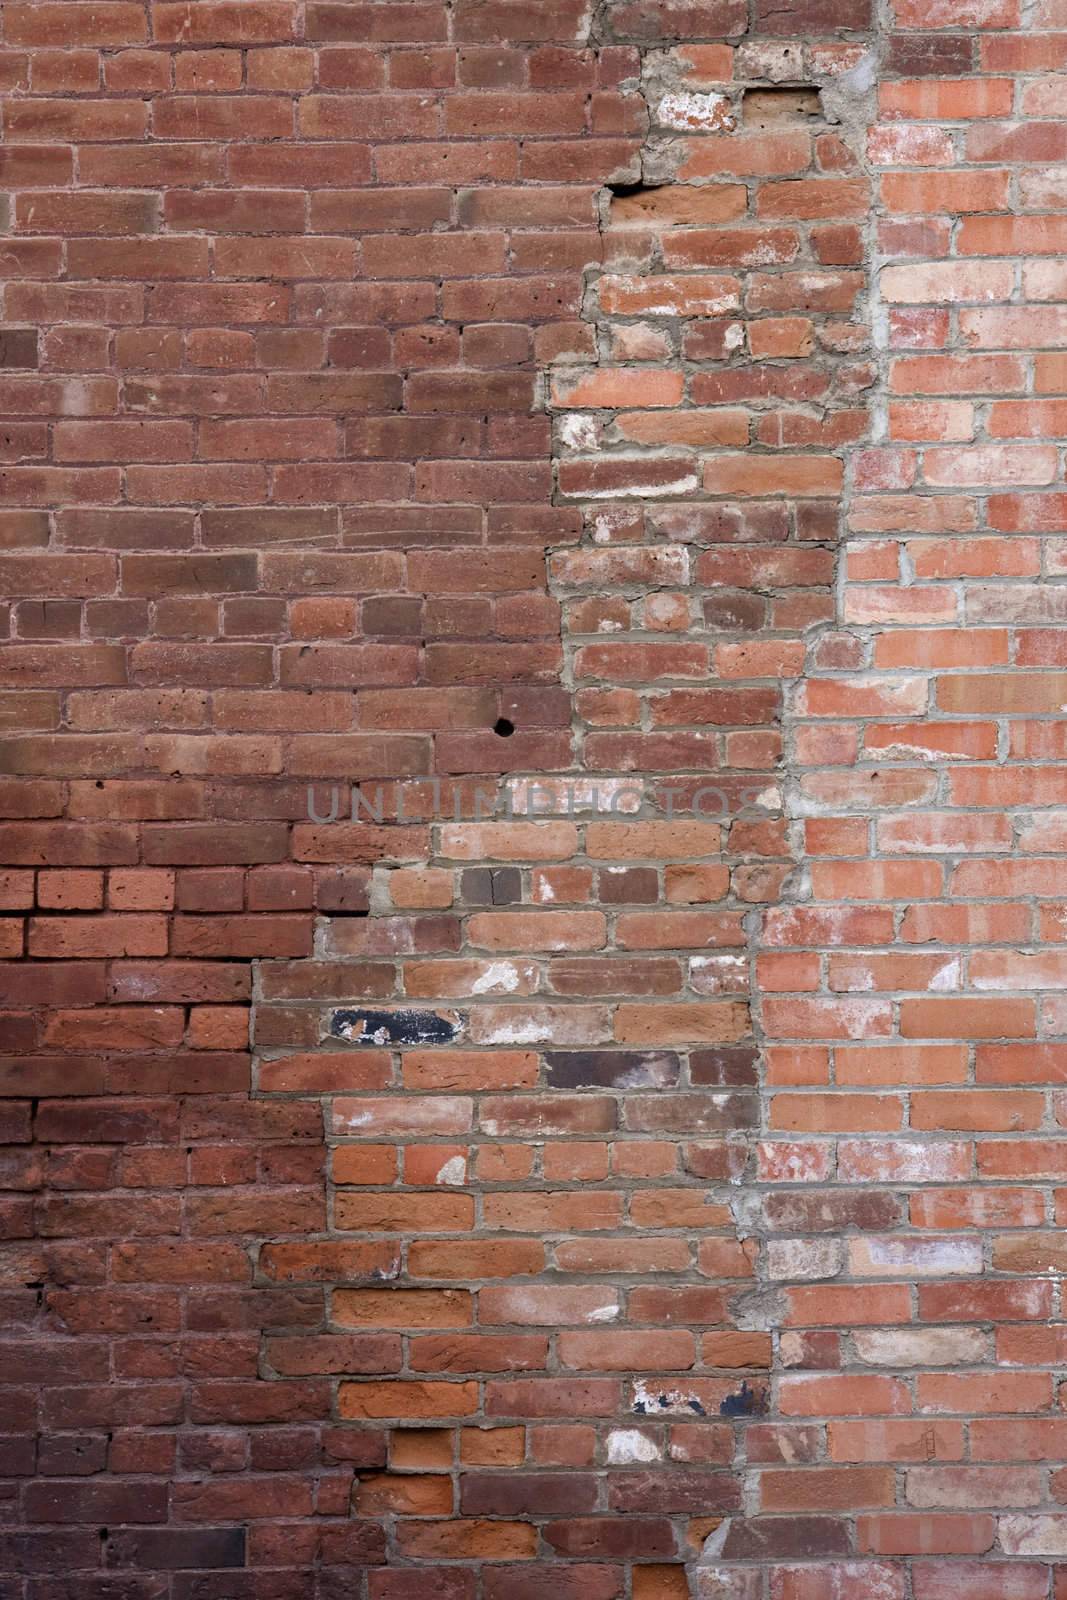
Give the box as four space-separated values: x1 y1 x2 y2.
2 0 1067 1594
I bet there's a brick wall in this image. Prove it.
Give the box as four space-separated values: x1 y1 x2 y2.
3 0 1067 1596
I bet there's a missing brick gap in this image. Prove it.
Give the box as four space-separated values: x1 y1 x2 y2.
606 178 666 198
741 85 824 127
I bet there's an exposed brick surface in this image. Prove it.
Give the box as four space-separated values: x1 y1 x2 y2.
2 0 1067 1594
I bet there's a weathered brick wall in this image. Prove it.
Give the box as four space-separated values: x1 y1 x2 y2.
3 0 1067 1596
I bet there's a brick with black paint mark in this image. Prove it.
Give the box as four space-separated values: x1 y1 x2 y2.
330 1008 462 1046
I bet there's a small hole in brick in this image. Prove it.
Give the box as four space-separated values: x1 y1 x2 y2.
607 179 664 198
493 717 515 738
742 86 823 128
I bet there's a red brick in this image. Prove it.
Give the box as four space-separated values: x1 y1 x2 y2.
1 8 1064 1585
857 1516 996 1556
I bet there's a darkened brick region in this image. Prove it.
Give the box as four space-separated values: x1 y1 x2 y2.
1 0 1067 1596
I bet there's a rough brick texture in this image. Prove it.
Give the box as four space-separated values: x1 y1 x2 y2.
3 0 1067 1595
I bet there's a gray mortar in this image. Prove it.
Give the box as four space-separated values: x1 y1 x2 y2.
566 7 888 1593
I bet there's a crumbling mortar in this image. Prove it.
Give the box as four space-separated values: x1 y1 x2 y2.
715 21 886 1588
779 30 885 849
423 10 922 1590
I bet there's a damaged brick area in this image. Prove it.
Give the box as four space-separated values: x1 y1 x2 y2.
4 0 1067 1596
